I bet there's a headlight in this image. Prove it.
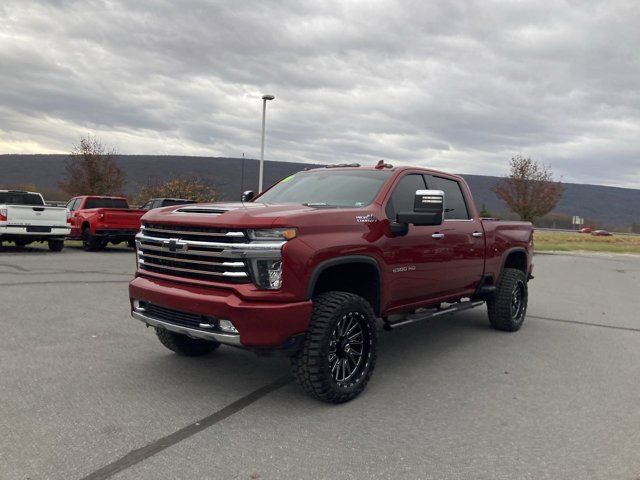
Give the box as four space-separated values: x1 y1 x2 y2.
246 228 294 289
250 259 283 290
247 228 297 241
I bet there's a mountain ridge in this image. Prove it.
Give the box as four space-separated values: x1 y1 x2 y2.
2 154 638 228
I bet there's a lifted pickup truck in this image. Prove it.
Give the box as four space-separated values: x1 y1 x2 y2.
129 163 533 403
0 190 70 251
66 196 145 251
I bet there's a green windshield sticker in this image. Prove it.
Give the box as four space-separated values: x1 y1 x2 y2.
280 174 295 183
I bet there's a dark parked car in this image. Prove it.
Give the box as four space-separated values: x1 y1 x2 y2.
140 198 194 210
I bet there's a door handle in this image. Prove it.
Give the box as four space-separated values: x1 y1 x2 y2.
472 232 483 238
432 233 445 239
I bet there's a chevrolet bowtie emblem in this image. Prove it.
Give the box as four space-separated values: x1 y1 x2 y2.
162 238 188 253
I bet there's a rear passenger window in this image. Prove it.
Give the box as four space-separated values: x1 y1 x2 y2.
385 174 427 220
428 176 470 220
67 198 80 211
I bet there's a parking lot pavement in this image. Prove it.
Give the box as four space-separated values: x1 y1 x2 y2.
1 247 639 480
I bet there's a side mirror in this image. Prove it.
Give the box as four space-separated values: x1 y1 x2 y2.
389 222 409 236
396 190 444 226
241 190 255 202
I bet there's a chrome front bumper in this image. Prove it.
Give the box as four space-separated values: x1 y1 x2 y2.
131 310 242 346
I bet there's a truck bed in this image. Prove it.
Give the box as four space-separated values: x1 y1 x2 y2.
481 218 533 281
92 208 146 229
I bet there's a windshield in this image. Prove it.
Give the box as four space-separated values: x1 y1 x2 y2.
84 198 129 209
0 192 44 206
257 169 392 207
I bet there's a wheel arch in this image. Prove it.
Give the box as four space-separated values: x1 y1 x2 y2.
307 255 382 316
500 247 529 278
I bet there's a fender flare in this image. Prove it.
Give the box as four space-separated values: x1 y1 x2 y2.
306 255 382 312
499 247 529 279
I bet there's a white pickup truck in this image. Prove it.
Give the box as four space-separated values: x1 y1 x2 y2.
0 190 71 251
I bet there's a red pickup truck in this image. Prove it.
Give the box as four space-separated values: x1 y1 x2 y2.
129 163 533 403
66 196 145 251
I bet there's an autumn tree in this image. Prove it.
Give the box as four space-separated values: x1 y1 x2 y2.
135 176 216 205
493 155 564 223
59 135 125 196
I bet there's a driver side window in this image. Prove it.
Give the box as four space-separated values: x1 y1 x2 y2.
385 174 427 220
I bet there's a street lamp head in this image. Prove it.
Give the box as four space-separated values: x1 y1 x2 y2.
262 94 275 101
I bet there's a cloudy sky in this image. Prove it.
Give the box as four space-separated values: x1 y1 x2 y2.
1 1 639 187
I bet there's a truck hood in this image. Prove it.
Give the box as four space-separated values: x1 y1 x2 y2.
140 201 374 228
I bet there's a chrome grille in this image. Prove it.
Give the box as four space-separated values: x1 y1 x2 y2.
142 223 247 242
136 224 283 283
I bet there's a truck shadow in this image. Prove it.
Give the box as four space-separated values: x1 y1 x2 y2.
126 308 495 404
0 244 52 254
65 245 135 253
374 308 496 372
0 244 135 254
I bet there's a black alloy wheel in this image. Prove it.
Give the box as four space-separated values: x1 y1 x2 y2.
510 279 526 322
328 311 371 386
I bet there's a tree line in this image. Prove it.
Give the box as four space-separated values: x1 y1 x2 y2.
58 135 216 205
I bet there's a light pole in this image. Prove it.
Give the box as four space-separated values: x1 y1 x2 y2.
259 94 275 192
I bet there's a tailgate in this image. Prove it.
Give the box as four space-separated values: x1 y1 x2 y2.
101 209 144 228
6 205 68 227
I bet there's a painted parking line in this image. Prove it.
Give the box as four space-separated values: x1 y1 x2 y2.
80 376 292 480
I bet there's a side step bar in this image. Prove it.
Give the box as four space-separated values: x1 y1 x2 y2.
383 300 485 331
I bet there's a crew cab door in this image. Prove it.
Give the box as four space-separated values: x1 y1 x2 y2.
425 174 485 295
381 173 454 309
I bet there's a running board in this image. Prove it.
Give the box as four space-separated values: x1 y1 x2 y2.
383 300 485 330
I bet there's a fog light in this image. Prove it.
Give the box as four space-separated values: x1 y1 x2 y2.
218 319 238 334
133 299 147 312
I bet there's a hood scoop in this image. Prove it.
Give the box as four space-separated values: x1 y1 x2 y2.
172 206 233 215
171 202 265 216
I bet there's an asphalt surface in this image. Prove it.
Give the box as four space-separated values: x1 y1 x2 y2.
1 244 639 480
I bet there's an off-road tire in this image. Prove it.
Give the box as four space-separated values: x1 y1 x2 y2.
48 239 65 252
127 238 136 248
83 227 104 252
487 268 528 332
291 291 377 404
155 328 220 357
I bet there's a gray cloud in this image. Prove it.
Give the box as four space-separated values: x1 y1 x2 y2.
0 0 638 187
